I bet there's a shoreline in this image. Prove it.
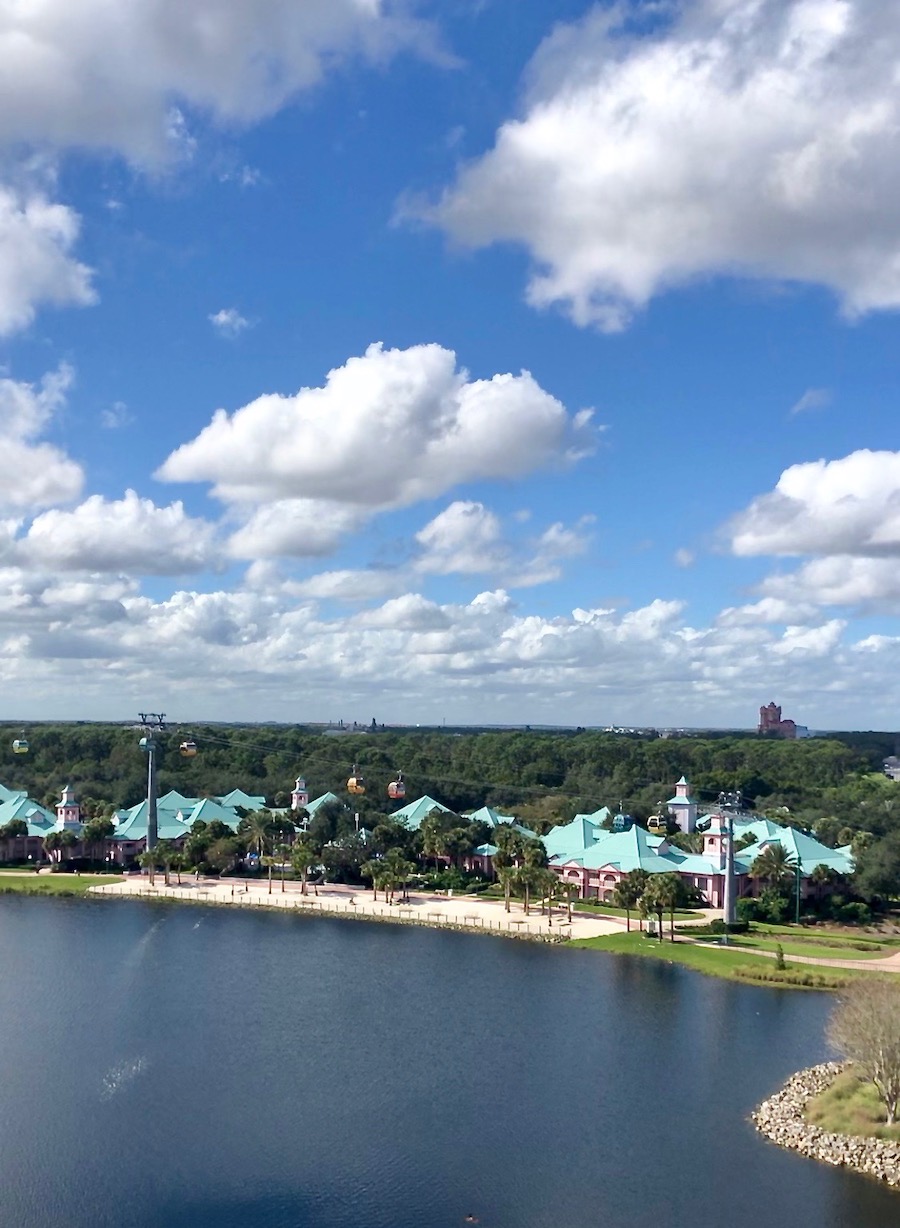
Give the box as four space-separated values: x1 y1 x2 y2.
87 878 617 943
752 1064 900 1188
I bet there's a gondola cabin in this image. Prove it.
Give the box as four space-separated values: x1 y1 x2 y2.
347 765 366 796
180 740 198 758
387 773 406 801
11 737 28 754
647 815 667 834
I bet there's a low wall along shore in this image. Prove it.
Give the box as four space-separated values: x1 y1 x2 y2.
752 1063 900 1189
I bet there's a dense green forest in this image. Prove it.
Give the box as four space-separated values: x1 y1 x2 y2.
1 723 898 845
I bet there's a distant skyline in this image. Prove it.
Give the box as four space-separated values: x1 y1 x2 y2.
2 1 900 729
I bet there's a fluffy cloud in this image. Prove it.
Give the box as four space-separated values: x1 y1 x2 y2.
0 364 84 511
412 500 593 586
19 490 219 575
758 557 900 616
227 499 364 559
1 567 884 726
415 501 505 575
0 187 95 335
159 342 591 557
729 450 900 557
431 0 900 330
3 555 900 725
0 0 435 162
298 568 405 603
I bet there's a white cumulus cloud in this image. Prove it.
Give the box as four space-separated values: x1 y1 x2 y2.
431 0 900 330
0 364 84 511
729 449 900 557
0 186 95 335
159 342 591 558
0 0 436 162
415 501 505 575
20 490 219 575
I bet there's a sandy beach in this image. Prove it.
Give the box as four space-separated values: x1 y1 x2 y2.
89 875 629 940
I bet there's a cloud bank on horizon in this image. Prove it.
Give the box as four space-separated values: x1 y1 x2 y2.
1 0 899 729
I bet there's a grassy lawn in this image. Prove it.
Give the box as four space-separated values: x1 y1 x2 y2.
569 930 860 989
0 873 123 897
805 1069 900 1141
749 922 900 947
691 934 894 962
571 900 701 920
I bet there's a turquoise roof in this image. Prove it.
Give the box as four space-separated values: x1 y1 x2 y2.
733 822 854 877
218 788 267 810
304 791 343 817
575 827 672 874
156 790 197 808
0 791 57 837
391 795 451 830
542 815 608 859
465 806 536 839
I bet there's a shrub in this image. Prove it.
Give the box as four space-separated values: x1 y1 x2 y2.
836 901 872 925
758 889 790 924
709 919 726 934
736 897 760 922
775 942 786 970
725 919 750 934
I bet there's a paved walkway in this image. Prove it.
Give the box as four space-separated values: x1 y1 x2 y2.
89 877 627 941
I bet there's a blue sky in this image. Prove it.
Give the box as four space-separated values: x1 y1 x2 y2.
2 0 900 729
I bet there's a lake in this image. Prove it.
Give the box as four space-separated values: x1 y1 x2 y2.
0 897 895 1228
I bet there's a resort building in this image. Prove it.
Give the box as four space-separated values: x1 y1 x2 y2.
0 781 62 862
544 800 854 907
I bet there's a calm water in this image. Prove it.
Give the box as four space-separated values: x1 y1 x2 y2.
0 898 896 1228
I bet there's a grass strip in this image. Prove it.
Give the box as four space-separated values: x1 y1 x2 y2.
570 930 857 989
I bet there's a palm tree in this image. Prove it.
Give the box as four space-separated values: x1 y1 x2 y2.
277 843 291 892
240 811 274 860
59 830 78 863
81 816 114 865
639 876 668 942
43 831 63 865
154 840 176 885
612 869 649 932
653 872 683 942
383 849 415 902
535 869 560 920
138 847 157 885
261 854 277 894
420 813 449 871
751 843 798 894
291 841 317 896
362 858 383 899
170 851 187 884
558 879 579 922
514 864 541 915
0 818 28 861
496 865 516 912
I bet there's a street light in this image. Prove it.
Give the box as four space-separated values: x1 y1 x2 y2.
138 712 166 851
717 790 742 930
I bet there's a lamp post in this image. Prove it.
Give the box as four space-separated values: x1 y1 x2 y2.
138 712 166 851
718 790 742 932
795 860 802 925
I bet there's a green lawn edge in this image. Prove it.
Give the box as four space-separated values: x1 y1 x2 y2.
568 930 877 990
0 873 124 897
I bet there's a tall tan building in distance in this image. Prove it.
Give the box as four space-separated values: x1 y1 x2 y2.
758 701 798 738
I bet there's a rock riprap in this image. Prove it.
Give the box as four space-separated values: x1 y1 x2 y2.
752 1063 900 1188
